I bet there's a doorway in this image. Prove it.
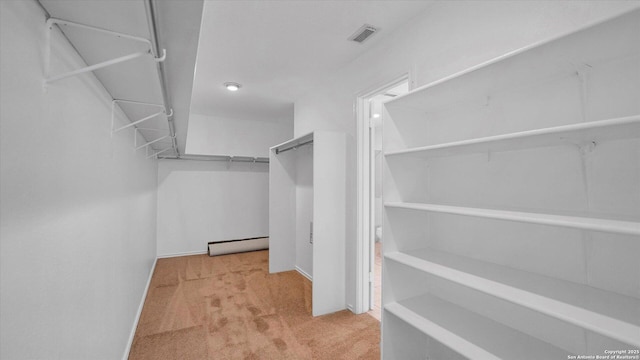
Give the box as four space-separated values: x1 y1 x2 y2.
355 76 410 318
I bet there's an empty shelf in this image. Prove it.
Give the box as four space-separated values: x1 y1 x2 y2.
385 10 639 114
385 115 640 159
384 202 640 236
385 250 640 347
271 132 313 154
385 294 571 360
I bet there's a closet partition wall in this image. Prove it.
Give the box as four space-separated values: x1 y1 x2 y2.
269 131 347 316
381 10 640 359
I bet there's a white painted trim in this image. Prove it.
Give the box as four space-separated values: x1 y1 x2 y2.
157 250 208 259
295 265 313 282
354 73 411 315
122 257 157 360
355 95 369 315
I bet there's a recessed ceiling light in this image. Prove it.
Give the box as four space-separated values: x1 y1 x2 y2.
224 82 241 91
372 113 381 118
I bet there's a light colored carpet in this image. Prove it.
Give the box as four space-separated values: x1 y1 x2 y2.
129 250 380 359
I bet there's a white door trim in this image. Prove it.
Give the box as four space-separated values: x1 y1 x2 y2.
354 72 412 314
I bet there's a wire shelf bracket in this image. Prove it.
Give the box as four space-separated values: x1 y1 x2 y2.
146 146 173 159
135 134 171 151
44 18 166 85
110 99 171 132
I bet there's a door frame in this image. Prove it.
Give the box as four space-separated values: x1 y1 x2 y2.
354 72 412 314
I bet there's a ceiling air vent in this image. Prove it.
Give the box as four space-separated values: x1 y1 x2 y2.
348 24 378 43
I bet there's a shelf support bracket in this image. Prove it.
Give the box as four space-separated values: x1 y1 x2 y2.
135 135 170 150
45 51 150 84
577 140 597 210
112 110 167 134
147 146 173 159
111 99 166 135
575 63 592 123
44 18 163 85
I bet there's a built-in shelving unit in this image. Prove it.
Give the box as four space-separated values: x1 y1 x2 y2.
386 250 640 347
382 9 640 359
386 294 570 360
269 131 347 316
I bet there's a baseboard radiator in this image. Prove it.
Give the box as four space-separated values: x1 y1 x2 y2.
208 237 269 256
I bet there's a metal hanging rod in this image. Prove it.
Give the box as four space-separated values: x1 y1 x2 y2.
44 18 166 85
158 155 270 163
112 99 165 108
144 0 179 158
275 139 314 154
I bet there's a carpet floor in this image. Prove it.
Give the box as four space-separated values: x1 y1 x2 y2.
129 250 380 359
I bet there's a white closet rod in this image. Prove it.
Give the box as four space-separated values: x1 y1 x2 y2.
144 0 178 158
275 139 314 154
159 155 270 164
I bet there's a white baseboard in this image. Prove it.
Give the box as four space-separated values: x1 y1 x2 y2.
157 249 208 259
295 265 313 282
122 257 157 360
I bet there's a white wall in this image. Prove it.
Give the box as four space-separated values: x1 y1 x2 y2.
0 1 158 359
185 113 292 157
295 145 313 278
156 159 269 257
292 1 640 310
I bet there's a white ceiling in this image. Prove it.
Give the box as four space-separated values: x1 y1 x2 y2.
190 0 434 123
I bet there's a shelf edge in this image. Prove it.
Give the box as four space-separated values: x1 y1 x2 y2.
385 202 640 236
385 302 502 360
384 114 640 158
386 251 640 348
385 9 640 105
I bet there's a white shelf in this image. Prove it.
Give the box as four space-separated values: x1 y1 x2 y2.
271 132 313 154
385 10 640 114
385 115 640 159
385 294 571 360
385 202 640 236
381 10 640 359
385 250 640 348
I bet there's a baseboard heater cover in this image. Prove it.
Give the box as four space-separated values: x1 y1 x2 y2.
208 237 269 256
